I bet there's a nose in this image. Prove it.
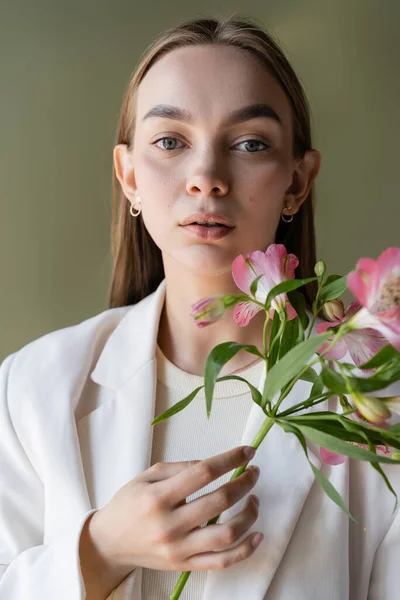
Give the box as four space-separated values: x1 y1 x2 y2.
185 153 230 198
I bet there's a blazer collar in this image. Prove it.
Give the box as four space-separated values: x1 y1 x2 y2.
90 279 167 390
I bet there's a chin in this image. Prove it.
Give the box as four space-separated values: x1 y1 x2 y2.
176 246 237 277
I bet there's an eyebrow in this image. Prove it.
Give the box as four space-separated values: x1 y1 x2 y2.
141 102 283 129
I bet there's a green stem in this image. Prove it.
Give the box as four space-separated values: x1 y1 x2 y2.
262 312 270 370
276 393 332 418
169 416 275 600
306 311 318 340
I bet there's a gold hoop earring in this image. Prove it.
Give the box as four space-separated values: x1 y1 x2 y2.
130 195 142 217
281 205 293 223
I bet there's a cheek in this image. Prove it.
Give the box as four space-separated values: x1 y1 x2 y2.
135 153 183 211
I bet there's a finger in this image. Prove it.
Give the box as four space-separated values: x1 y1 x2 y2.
158 446 256 505
137 460 201 484
174 464 260 530
182 529 264 571
179 494 259 556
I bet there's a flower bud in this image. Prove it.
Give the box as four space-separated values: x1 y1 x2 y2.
314 260 326 278
382 396 400 416
391 450 400 461
351 391 391 425
321 299 345 322
191 295 225 329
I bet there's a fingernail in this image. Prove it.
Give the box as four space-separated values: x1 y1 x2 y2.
244 446 256 459
249 465 260 476
252 532 264 548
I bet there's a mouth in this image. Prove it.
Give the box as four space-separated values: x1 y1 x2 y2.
180 221 234 241
180 213 234 228
188 221 229 227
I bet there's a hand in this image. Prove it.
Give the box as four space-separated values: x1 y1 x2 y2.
89 445 263 572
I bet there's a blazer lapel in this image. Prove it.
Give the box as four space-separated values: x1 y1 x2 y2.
81 280 167 509
84 280 323 600
202 374 322 600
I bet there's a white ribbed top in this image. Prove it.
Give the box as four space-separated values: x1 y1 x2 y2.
140 345 265 599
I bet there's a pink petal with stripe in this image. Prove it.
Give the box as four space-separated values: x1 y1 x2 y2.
233 301 262 327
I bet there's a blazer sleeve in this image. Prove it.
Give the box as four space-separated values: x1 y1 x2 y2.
0 351 98 599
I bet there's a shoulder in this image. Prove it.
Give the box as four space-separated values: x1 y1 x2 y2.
1 304 132 404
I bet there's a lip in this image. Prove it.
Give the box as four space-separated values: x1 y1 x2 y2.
181 223 234 241
180 212 234 228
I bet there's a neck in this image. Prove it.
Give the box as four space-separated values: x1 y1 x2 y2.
157 266 270 376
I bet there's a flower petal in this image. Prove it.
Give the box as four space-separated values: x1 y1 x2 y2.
231 255 254 295
344 329 386 371
316 322 347 359
233 301 262 327
347 270 373 308
344 300 362 321
320 447 347 465
376 247 400 281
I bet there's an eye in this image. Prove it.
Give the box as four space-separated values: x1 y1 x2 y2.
151 136 271 153
235 139 271 153
153 137 185 151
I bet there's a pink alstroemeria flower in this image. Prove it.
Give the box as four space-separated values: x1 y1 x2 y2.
231 244 299 327
346 247 400 351
317 301 387 371
191 295 226 329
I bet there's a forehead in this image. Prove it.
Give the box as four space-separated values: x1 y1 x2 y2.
135 44 292 129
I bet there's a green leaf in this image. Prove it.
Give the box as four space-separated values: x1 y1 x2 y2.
390 423 400 435
287 290 310 331
321 364 347 395
278 317 299 360
288 412 400 451
265 277 317 311
262 333 331 405
310 375 325 399
358 344 400 370
250 274 263 298
324 274 344 286
309 462 357 521
295 425 400 464
368 452 398 513
278 421 356 521
363 438 398 512
347 370 400 394
299 367 319 384
205 342 263 418
216 375 263 407
151 386 203 425
319 274 348 302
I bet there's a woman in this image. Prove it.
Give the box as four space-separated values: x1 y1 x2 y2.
0 16 398 600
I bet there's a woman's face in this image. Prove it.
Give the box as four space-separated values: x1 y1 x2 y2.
115 44 318 277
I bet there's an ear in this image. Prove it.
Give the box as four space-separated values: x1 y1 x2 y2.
283 149 321 214
113 144 138 201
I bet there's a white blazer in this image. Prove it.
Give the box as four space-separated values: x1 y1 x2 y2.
0 279 399 600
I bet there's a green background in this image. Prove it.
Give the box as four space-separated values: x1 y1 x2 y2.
1 0 399 361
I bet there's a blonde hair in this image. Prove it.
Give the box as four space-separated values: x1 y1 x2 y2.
108 16 318 309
